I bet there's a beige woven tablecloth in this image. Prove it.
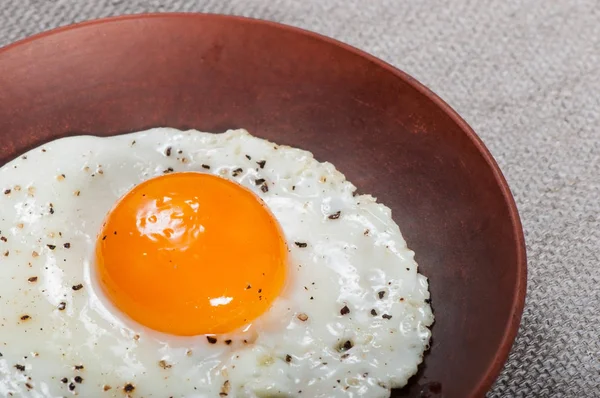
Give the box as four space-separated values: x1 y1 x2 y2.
2 1 599 396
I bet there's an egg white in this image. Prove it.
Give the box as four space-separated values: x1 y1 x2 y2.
0 128 433 397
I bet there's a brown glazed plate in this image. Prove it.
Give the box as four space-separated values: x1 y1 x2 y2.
0 13 526 398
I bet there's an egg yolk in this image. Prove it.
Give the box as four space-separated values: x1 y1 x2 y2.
95 172 287 336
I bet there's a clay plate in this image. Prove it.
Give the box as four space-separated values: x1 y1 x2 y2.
0 13 526 397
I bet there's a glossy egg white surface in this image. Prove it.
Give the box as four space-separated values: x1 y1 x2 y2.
0 128 433 397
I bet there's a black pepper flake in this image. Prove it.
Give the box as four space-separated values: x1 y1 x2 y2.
295 242 307 248
72 284 83 291
285 354 292 363
14 364 25 372
63 243 70 249
74 365 84 370
3 251 8 257
123 383 135 393
20 315 31 321
49 207 54 215
58 302 66 311
206 336 217 344
0 236 7 242
4 189 10 195
225 339 232 345
61 377 68 383
258 288 262 293
256 160 266 169
341 353 350 359
425 298 431 304
165 147 172 157
246 284 251 290
364 229 370 236
342 340 353 351
232 168 243 177
378 291 385 299
46 244 56 250
102 235 107 240
69 383 75 391
370 309 378 316
202 164 211 169
245 155 251 160
328 211 341 220
74 376 83 383
254 178 265 185
164 167 174 174
260 183 268 193
382 314 392 320
158 360 172 369
340 305 350 316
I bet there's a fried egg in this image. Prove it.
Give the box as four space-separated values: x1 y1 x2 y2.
0 128 433 397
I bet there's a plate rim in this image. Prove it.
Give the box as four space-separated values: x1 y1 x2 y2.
0 12 527 396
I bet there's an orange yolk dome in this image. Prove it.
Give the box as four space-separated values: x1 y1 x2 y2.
95 172 287 336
